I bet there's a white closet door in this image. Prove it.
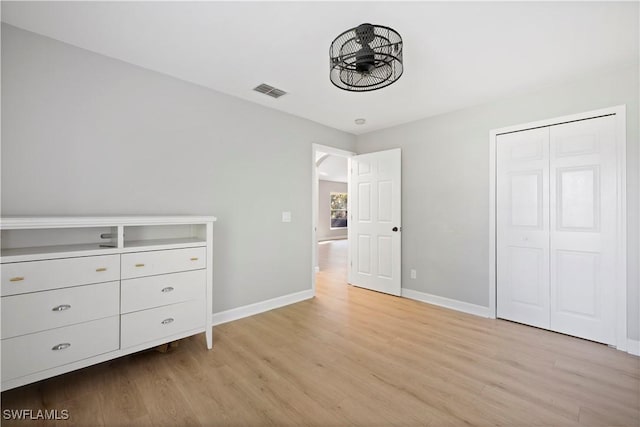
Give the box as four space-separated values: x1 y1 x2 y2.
496 127 550 329
549 115 617 345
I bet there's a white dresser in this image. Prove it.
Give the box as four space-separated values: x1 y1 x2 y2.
0 216 216 391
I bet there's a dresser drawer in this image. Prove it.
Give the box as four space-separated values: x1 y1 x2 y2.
1 316 119 381
121 247 206 279
121 300 205 349
1 255 120 297
121 270 205 314
1 281 119 339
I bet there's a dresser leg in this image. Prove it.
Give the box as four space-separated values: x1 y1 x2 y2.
206 328 213 349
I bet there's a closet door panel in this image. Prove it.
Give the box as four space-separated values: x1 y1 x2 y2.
549 115 617 345
496 127 550 328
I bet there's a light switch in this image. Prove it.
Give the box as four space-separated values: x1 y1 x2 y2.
282 211 292 223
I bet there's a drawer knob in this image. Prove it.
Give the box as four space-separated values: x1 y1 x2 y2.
9 277 24 282
96 267 107 272
52 304 71 312
135 263 145 268
161 286 174 293
190 257 199 261
52 343 71 351
161 318 174 325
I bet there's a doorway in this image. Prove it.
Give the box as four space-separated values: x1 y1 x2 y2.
311 144 354 294
311 145 403 297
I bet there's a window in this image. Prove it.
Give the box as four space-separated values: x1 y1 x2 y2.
330 192 348 229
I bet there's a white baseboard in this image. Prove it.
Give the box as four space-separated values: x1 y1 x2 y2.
212 289 314 326
627 339 640 356
401 288 491 318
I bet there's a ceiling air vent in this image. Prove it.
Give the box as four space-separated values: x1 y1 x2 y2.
253 83 287 99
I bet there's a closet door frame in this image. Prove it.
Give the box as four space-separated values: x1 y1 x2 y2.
489 105 627 351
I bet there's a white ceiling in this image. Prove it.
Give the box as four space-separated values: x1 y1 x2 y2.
317 154 348 183
2 1 638 135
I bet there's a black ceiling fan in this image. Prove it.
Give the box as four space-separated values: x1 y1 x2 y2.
330 23 403 92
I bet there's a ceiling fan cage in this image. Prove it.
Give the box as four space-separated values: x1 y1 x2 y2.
330 23 403 92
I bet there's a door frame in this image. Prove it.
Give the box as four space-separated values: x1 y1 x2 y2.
311 143 355 295
489 105 627 351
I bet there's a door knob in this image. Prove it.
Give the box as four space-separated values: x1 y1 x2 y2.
392 227 399 232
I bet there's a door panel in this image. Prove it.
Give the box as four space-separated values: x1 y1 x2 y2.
357 235 371 275
557 166 599 230
349 149 401 296
555 250 599 317
508 246 544 306
510 171 542 227
550 115 617 344
378 181 393 222
496 127 550 329
378 236 393 279
554 130 599 157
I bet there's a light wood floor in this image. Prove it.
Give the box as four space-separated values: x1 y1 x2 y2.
2 239 639 426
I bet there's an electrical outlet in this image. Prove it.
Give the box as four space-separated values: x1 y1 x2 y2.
410 269 417 279
282 211 292 222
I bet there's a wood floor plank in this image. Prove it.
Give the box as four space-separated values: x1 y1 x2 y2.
1 239 638 426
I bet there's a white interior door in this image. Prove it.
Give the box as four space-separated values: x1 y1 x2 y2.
349 149 401 296
496 127 551 329
549 115 617 345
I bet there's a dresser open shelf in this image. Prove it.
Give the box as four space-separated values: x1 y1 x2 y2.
123 223 207 251
0 215 216 391
1 223 118 263
0 244 118 263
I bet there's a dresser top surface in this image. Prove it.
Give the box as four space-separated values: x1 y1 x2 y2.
0 215 217 229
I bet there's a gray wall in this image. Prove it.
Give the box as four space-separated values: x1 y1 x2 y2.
317 180 348 241
356 63 640 340
1 24 356 313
